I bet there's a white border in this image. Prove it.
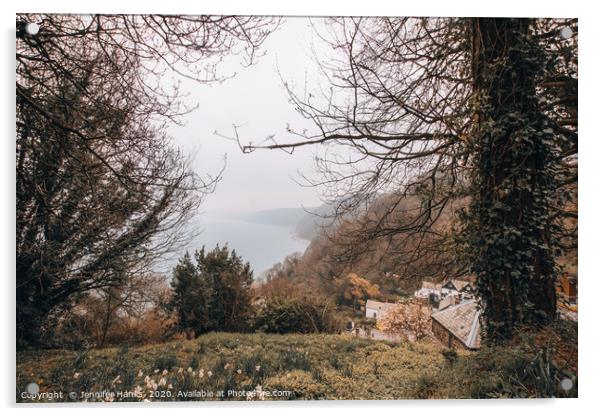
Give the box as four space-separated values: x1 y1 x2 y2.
2 1 598 415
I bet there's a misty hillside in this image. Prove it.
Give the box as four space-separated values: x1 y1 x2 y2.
294 204 338 240
203 205 337 241
242 207 316 228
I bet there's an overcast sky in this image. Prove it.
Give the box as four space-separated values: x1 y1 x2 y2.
167 17 331 213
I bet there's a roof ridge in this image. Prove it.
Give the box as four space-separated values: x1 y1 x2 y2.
431 299 476 318
431 300 480 349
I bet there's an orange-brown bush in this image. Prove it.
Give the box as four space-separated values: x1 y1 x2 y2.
376 298 432 341
50 273 177 348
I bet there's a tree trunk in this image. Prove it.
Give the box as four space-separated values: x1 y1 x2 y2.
470 18 557 341
99 300 113 348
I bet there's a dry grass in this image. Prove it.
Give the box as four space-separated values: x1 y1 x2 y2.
16 329 577 402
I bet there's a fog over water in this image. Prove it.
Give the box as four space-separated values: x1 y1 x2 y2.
163 18 332 274
191 213 311 277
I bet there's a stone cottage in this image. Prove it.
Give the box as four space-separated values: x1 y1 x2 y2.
431 300 481 351
365 299 396 320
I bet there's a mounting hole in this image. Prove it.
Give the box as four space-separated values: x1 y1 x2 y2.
560 377 574 391
24 22 40 36
26 382 39 395
560 27 573 40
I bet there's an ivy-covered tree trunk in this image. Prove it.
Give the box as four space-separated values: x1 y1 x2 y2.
469 18 558 341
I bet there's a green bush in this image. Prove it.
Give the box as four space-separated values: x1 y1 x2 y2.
254 297 341 334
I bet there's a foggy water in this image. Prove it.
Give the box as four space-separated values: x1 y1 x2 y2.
189 216 310 277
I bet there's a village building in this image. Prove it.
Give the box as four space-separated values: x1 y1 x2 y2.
436 294 458 311
557 274 577 304
431 300 481 351
556 274 578 321
441 279 473 297
553 258 577 321
414 277 475 312
415 278 474 299
414 281 443 299
365 299 397 320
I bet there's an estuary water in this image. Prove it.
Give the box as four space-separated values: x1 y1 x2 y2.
188 214 310 277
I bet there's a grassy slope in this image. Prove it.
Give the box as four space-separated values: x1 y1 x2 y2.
16 331 576 402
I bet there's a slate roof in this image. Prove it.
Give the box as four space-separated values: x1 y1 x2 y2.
431 300 481 349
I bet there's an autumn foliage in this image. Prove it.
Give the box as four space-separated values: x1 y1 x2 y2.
376 298 432 341
336 273 381 311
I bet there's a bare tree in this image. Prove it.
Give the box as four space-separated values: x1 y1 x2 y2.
16 14 278 347
239 17 577 341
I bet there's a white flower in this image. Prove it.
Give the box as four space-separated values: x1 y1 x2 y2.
73 372 81 380
253 385 266 401
137 370 144 377
162 369 168 375
154 369 159 374
224 363 230 370
177 367 183 374
255 365 261 372
146 378 158 390
198 369 205 378
144 375 150 383
207 370 213 377
236 369 242 374
168 384 173 389
187 367 193 373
